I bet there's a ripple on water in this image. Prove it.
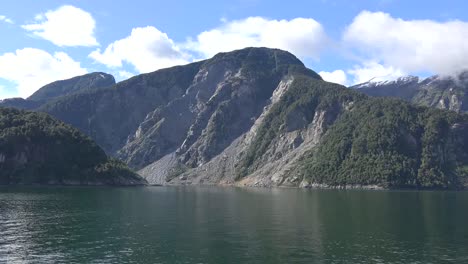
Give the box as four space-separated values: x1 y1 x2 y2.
1 187 468 263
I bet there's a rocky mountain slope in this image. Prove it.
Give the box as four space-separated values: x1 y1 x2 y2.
140 75 468 189
33 47 468 189
0 72 115 110
351 71 468 112
39 48 319 156
0 107 146 185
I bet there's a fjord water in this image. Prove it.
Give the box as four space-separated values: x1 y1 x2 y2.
0 187 467 263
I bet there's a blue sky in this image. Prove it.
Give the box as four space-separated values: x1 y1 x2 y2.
0 0 467 98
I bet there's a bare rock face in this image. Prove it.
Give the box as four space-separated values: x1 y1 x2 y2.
138 71 468 190
39 47 328 187
31 48 321 182
113 48 318 172
138 76 361 187
41 63 202 154
26 47 468 189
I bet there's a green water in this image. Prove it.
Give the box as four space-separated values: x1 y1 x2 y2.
0 186 467 263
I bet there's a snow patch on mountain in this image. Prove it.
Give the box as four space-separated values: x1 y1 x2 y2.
353 76 419 89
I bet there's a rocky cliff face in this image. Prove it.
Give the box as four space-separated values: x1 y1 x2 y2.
22 48 468 189
139 74 468 190
40 48 319 158
0 72 116 110
40 62 203 154
142 77 363 188
116 49 319 170
351 71 468 113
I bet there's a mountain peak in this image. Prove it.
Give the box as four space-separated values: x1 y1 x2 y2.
205 47 322 80
211 47 303 65
352 71 468 112
353 75 419 89
28 72 115 102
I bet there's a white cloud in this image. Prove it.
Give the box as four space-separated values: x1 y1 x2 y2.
185 17 329 59
0 48 87 98
22 5 98 47
118 70 135 79
343 11 468 75
89 17 329 74
0 15 13 24
89 26 190 73
319 70 348 85
347 61 406 84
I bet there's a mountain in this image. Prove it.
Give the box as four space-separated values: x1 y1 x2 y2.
40 48 319 156
28 72 115 101
351 71 468 112
144 75 468 190
0 107 146 185
35 47 468 189
0 98 43 110
0 72 115 110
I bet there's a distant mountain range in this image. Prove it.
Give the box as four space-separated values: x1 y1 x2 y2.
351 71 468 112
1 47 468 189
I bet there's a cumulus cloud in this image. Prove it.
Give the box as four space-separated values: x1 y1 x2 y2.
22 5 98 47
347 61 406 84
0 48 87 98
185 17 329 59
0 15 13 24
319 70 348 85
118 70 135 79
89 17 329 74
89 26 190 73
344 11 468 75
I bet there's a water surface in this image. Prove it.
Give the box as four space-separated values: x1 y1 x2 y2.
0 186 467 263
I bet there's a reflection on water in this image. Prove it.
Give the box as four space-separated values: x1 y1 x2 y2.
0 186 467 263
